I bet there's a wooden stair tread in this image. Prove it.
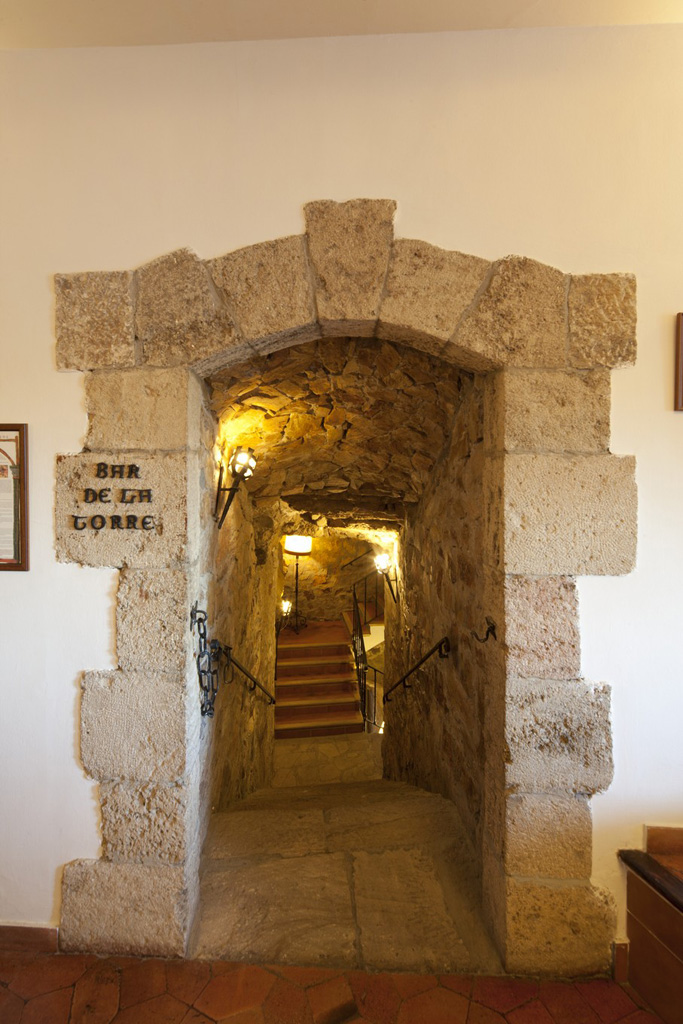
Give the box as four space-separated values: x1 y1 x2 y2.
278 621 348 644
276 672 356 685
277 655 353 666
275 713 363 731
276 694 359 708
275 724 365 738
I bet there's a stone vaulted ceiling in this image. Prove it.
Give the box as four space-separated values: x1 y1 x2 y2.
210 337 467 520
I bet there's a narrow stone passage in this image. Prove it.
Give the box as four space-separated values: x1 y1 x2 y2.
192 779 502 974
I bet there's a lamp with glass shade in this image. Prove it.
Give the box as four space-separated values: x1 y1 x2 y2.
214 445 257 529
283 535 313 633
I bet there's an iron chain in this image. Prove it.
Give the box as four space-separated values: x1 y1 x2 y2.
190 602 233 717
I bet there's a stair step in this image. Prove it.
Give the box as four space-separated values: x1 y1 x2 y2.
276 706 360 724
275 708 363 731
275 722 365 739
274 724 366 741
276 693 360 710
276 680 357 699
278 645 351 660
277 671 356 685
277 657 354 678
278 621 348 646
276 704 362 720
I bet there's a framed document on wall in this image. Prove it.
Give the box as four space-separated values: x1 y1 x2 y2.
0 424 28 571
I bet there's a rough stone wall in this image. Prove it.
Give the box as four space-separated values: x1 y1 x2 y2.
383 375 496 861
282 534 375 622
210 338 464 512
207 488 277 812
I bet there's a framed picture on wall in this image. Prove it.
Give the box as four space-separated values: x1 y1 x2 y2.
0 424 28 571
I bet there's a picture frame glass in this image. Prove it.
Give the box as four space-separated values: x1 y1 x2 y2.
0 425 28 571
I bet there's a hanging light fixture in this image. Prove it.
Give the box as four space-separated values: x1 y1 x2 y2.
283 535 313 633
214 445 257 529
374 551 397 603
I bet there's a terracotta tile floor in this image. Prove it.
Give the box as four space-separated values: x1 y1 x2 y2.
0 950 666 1024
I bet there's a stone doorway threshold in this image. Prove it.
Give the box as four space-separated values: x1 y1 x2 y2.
192 779 501 973
272 733 383 788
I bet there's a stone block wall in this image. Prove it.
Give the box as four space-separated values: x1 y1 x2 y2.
481 367 635 974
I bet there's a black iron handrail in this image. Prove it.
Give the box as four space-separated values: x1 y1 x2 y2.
365 664 383 728
350 588 385 728
383 637 450 704
353 569 384 630
340 547 374 571
224 646 276 705
351 589 369 723
191 603 276 717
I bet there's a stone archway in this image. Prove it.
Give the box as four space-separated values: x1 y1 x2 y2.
53 199 637 974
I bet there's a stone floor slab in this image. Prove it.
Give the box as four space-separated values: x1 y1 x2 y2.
195 852 358 965
325 795 464 853
352 848 473 973
203 808 326 860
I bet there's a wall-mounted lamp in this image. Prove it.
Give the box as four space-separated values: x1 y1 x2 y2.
214 445 257 529
275 597 293 645
283 535 312 633
374 552 397 603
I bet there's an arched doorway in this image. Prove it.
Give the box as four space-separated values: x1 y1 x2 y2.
54 199 637 974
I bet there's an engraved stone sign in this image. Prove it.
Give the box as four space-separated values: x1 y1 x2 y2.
56 452 190 568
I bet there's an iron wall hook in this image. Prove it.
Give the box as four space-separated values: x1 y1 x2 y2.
471 618 497 644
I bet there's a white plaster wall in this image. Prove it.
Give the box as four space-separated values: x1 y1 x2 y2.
1 25 682 932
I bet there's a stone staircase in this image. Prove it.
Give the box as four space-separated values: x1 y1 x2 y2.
193 778 501 974
275 620 364 739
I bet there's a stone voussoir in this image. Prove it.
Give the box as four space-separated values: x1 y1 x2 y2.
85 367 206 451
60 859 189 955
80 670 188 783
207 234 320 353
569 272 637 368
453 256 568 369
136 247 244 371
505 677 614 795
377 238 491 359
55 270 135 371
304 198 396 336
503 452 637 576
